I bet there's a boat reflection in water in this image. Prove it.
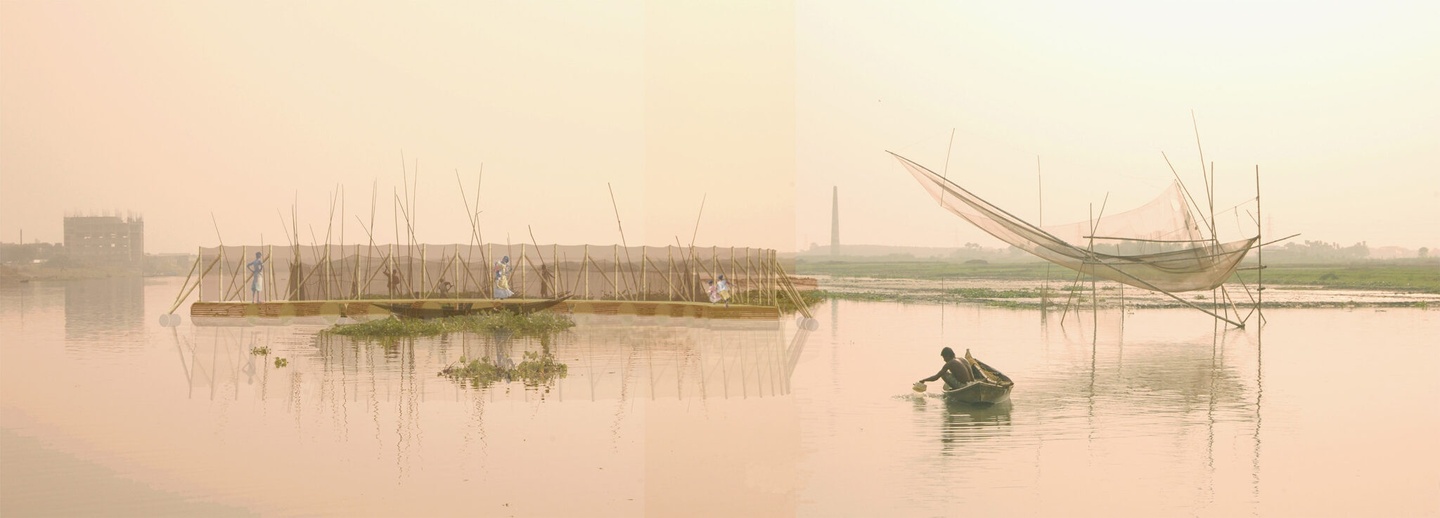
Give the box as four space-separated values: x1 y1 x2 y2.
940 399 1014 451
169 313 811 516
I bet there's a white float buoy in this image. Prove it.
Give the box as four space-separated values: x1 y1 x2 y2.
800 317 819 331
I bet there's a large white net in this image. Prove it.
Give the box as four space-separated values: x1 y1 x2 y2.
892 152 1256 293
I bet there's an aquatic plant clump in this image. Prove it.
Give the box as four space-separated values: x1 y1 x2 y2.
325 312 576 339
440 357 508 387
440 351 568 389
512 350 568 386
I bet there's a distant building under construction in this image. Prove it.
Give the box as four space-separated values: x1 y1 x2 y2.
64 215 144 270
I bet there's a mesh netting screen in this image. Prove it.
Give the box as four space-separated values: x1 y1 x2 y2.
196 243 785 303
892 152 1255 293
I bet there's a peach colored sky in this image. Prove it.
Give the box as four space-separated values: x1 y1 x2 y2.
2 2 1437 253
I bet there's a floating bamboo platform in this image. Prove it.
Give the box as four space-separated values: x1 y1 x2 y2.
189 298 780 326
173 240 815 326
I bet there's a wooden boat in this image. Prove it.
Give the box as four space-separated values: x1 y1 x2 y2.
377 296 571 319
942 355 1014 405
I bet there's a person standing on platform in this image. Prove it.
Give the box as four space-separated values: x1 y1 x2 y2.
247 252 265 303
494 256 514 299
716 274 732 308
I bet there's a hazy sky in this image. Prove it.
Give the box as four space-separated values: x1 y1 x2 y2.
3 2 1437 253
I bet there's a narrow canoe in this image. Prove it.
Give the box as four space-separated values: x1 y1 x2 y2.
942 358 1014 404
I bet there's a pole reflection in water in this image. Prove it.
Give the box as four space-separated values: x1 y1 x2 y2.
6 273 1437 516
168 314 811 516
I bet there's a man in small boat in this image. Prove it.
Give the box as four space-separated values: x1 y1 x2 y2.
918 347 975 390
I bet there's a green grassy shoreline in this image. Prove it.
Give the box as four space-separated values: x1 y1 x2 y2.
797 260 1440 294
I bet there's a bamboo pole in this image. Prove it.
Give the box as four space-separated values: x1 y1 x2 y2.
353 243 360 299
1161 151 1214 238
730 246 736 303
642 255 680 298
607 183 639 291
340 185 345 299
758 248 766 306
1256 165 1264 325
744 247 753 305
668 246 674 301
520 244 527 299
583 244 590 299
169 252 201 313
613 244 620 300
641 247 648 300
586 255 616 296
169 255 223 314
769 249 776 306
772 258 813 320
268 245 277 302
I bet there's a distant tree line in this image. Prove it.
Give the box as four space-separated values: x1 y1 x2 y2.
1 242 193 276
0 242 65 264
1265 240 1370 263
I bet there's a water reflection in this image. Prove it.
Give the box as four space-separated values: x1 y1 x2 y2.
939 399 1013 452
64 277 143 343
9 275 1436 516
163 314 811 513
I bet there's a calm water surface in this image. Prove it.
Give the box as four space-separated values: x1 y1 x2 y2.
2 277 1437 516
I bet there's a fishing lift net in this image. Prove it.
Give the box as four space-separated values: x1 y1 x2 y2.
890 152 1257 293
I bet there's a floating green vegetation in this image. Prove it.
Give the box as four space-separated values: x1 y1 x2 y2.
512 351 569 387
273 357 288 368
945 287 1040 299
983 300 1033 309
822 290 904 302
250 346 270 355
440 350 569 389
324 312 575 340
441 357 506 387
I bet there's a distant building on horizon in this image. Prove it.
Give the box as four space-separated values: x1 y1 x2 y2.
830 186 839 256
64 214 144 270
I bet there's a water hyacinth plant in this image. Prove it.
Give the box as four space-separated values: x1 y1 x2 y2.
440 350 568 389
325 312 575 340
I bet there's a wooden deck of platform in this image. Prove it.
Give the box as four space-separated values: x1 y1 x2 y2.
189 298 780 324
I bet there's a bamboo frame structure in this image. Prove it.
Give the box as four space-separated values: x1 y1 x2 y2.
183 242 808 314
